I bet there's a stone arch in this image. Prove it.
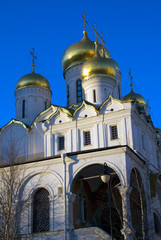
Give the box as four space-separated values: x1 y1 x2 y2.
130 168 148 239
20 170 63 200
70 163 123 239
68 160 125 193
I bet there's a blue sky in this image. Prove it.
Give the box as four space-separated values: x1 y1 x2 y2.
0 0 161 128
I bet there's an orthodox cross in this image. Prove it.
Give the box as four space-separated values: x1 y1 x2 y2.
30 48 37 72
129 68 133 89
92 22 98 42
81 12 88 32
98 32 105 47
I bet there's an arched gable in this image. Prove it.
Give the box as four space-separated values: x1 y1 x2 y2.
47 107 72 126
100 95 123 115
30 105 58 128
73 101 98 121
0 119 27 164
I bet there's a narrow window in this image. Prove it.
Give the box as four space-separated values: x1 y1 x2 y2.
142 134 145 150
22 99 25 118
45 100 48 110
118 85 121 100
33 188 49 233
93 89 96 103
67 85 69 106
104 88 107 98
58 136 65 150
84 131 91 146
76 80 82 103
111 126 118 140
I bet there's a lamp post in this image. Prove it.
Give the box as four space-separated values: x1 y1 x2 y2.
100 162 113 240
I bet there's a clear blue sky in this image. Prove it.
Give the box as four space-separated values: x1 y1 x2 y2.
0 0 161 128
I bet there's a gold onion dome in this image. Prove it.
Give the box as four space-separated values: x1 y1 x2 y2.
62 31 111 72
81 42 117 79
108 58 119 71
16 72 50 90
123 86 146 105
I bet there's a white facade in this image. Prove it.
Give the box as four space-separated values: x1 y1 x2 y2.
0 27 161 240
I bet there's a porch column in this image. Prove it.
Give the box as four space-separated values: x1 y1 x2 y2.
67 193 76 240
118 185 135 240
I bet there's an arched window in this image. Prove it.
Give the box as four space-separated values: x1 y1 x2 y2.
76 80 82 103
33 188 49 233
22 99 25 118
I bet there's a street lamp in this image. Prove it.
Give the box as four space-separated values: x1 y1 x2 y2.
100 162 113 240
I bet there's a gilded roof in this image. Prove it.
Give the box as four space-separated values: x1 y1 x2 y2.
16 72 50 90
81 43 116 79
62 31 111 72
123 89 146 105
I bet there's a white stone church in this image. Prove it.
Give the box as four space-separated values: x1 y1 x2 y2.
0 19 161 240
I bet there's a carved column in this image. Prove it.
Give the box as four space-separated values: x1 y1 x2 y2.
118 185 135 240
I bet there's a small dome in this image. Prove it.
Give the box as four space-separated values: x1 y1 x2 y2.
62 31 111 72
123 88 146 105
81 44 116 79
16 72 50 90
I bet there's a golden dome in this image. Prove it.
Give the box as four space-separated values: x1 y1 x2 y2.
16 72 50 90
81 43 116 79
123 88 146 105
62 31 111 72
108 58 119 71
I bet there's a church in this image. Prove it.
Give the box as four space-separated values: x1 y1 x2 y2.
0 15 161 240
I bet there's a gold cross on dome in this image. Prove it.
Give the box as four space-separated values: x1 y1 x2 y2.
92 22 98 42
98 32 105 47
30 48 37 72
81 12 88 32
129 68 133 87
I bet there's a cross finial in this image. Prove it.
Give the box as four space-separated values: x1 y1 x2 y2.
92 22 98 42
81 12 88 32
30 48 37 73
129 68 133 90
98 31 106 56
98 32 105 47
